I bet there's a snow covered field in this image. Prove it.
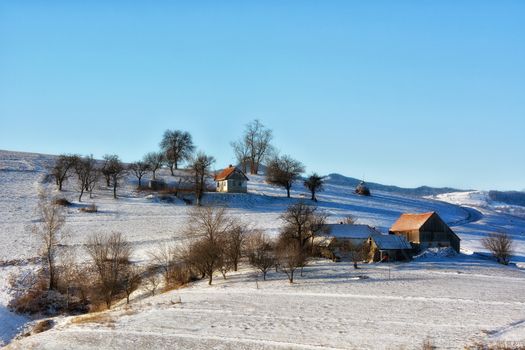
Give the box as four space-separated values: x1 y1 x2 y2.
1 149 524 349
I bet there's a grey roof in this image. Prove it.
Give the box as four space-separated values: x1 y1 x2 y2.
326 224 382 239
372 234 412 250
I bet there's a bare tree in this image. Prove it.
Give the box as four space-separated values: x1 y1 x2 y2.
160 130 195 175
224 223 246 272
86 232 131 309
183 206 232 284
189 152 215 206
122 265 142 304
145 271 160 296
149 243 179 286
482 232 514 265
266 154 305 198
280 201 329 253
101 154 118 187
340 240 370 269
245 231 275 280
33 191 67 290
74 155 97 202
186 238 223 285
230 139 250 174
304 173 325 202
144 152 165 181
185 206 234 241
51 154 79 191
128 161 150 188
231 119 273 174
276 238 305 283
343 214 356 224
104 155 127 199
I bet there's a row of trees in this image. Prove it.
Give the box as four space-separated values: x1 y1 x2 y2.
52 120 328 205
52 154 126 201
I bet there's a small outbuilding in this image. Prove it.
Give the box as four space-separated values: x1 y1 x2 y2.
368 234 412 262
215 165 249 193
389 212 460 253
355 181 371 196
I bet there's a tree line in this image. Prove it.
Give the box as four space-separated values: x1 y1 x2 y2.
51 119 328 205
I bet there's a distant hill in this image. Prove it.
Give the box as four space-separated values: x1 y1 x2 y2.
325 173 468 197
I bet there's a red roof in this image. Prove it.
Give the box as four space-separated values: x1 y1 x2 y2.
390 212 435 232
214 166 248 181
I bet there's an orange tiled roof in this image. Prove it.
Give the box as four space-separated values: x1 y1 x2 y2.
389 212 435 232
214 166 248 181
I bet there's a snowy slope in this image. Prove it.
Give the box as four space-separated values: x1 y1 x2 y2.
1 150 525 349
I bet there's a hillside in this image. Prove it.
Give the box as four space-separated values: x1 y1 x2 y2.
1 149 525 349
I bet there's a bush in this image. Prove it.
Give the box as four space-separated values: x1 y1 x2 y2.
482 232 514 265
79 203 98 213
53 198 72 206
32 319 54 334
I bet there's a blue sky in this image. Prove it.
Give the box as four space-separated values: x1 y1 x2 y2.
1 1 524 190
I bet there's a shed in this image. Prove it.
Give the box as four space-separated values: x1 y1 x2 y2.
214 165 249 193
389 212 460 253
368 234 412 262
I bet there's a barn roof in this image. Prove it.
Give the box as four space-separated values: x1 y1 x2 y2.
214 165 249 181
372 234 412 250
389 212 436 232
326 224 382 239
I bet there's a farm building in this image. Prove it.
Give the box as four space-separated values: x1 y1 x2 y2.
355 181 371 196
315 224 382 260
368 234 412 262
389 212 460 253
214 165 249 193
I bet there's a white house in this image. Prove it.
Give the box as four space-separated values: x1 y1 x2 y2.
215 165 249 193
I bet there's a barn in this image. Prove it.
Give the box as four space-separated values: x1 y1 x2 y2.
214 165 249 193
389 212 460 253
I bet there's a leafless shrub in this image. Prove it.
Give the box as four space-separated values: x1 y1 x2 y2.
86 232 132 309
482 232 514 265
79 203 98 213
145 272 161 296
53 198 72 207
33 191 67 291
128 161 150 188
149 243 179 286
32 320 54 334
342 214 356 224
276 237 307 283
122 265 142 304
245 231 275 280
421 337 436 350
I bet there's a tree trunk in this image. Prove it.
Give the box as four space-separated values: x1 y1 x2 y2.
289 270 294 283
170 164 174 176
152 170 156 181
79 188 84 202
353 261 358 269
311 190 316 201
263 271 267 281
138 177 142 188
58 180 63 191
208 274 213 285
286 186 291 198
113 182 117 199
